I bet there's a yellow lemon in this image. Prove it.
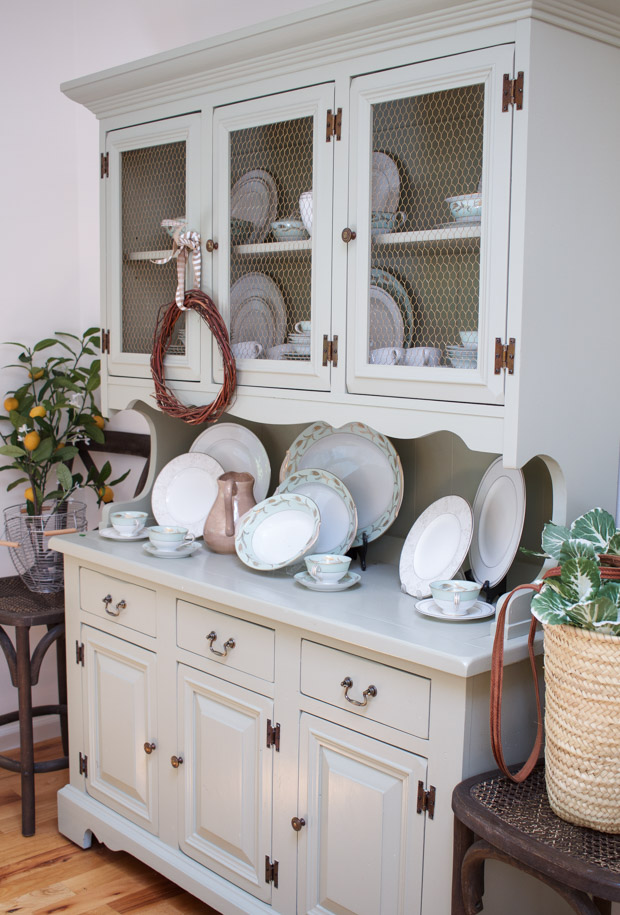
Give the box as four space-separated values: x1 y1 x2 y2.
23 431 41 451
93 415 105 429
28 369 44 380
3 397 18 412
99 485 114 503
29 405 46 418
24 487 34 503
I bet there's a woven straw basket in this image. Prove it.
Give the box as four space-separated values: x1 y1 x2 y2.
543 623 620 833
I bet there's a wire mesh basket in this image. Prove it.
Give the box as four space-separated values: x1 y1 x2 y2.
3 500 87 593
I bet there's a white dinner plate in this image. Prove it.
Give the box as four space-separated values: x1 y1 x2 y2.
399 495 473 599
372 151 400 213
230 273 287 348
99 527 149 542
277 468 357 556
142 541 201 559
190 422 271 503
414 598 495 622
151 452 224 537
281 421 403 547
235 493 321 571
369 284 404 350
371 268 414 347
294 570 361 592
230 169 278 243
469 458 526 587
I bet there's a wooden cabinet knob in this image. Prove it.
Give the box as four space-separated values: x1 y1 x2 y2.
205 239 218 252
291 816 306 831
170 755 184 768
341 227 356 243
143 742 156 754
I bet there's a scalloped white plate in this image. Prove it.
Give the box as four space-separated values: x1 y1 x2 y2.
190 422 271 503
469 458 526 587
151 452 224 537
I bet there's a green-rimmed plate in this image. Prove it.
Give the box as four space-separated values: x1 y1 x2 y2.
277 468 357 556
235 493 320 571
371 267 414 347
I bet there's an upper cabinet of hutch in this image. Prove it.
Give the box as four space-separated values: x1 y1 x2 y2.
63 0 620 515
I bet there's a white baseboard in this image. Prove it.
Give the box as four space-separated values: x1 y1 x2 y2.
0 716 61 752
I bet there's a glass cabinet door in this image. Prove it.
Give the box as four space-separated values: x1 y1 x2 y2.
347 46 514 405
105 114 201 380
212 84 334 391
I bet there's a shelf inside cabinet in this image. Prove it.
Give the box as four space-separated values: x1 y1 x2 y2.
372 225 481 245
125 249 171 261
232 240 312 255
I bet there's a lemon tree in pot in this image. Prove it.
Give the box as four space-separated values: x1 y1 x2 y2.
529 508 620 832
0 328 128 592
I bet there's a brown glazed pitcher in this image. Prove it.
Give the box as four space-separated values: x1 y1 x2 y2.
203 471 256 553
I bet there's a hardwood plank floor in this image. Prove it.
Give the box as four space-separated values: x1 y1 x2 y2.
0 739 220 914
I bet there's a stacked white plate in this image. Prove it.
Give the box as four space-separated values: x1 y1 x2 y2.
446 345 477 369
230 273 287 351
287 331 311 357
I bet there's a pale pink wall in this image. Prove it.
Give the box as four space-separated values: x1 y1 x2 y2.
0 0 328 747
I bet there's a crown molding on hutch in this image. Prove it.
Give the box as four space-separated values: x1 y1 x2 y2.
61 0 620 118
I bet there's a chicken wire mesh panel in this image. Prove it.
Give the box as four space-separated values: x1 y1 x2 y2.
229 116 313 363
368 84 484 368
121 141 187 356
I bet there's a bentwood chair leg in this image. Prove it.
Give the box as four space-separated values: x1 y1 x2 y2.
55 628 69 756
16 626 35 836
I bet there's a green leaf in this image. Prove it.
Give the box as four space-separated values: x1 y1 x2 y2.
6 477 28 491
51 377 81 392
531 587 571 624
607 532 620 557
55 462 74 491
599 581 620 609
541 522 571 560
559 538 598 563
84 326 101 338
98 460 112 481
566 597 618 629
109 469 131 486
32 338 58 353
55 331 81 341
32 437 54 462
591 620 620 636
551 557 600 605
571 508 617 552
83 424 105 444
86 374 100 393
0 444 27 457
52 445 79 461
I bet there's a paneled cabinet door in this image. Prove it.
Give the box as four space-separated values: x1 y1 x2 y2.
347 44 515 405
104 113 201 381
81 626 158 834
177 664 274 903
297 714 427 915
212 83 335 391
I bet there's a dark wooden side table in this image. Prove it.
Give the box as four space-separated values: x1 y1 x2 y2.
0 576 68 836
452 764 620 915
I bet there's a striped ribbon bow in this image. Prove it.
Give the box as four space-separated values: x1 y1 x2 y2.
152 220 201 311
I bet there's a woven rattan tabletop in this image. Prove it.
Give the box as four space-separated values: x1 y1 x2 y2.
0 576 65 626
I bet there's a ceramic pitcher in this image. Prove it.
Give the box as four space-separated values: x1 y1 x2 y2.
203 471 256 553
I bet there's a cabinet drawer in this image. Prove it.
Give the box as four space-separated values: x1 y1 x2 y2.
301 640 430 739
177 600 275 682
79 568 156 637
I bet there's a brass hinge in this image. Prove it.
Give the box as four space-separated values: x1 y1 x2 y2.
100 152 109 178
326 108 342 142
416 781 436 819
78 752 88 777
502 71 524 111
75 641 85 666
265 856 279 886
322 335 339 367
494 337 516 375
266 719 280 751
101 329 110 354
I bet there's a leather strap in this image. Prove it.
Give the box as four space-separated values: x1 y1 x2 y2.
489 568 560 782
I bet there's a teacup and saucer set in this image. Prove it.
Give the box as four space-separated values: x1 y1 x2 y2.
415 579 494 622
100 511 149 541
294 553 360 592
143 525 200 559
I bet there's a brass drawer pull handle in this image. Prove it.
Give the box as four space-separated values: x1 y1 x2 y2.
340 676 377 707
171 755 184 768
341 227 356 243
102 594 112 608
207 630 236 657
106 599 126 617
144 742 156 754
291 816 306 831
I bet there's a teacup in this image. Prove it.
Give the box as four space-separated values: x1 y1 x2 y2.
371 210 406 235
369 347 401 365
305 553 351 583
148 525 195 552
294 321 311 335
430 580 481 616
459 330 478 349
396 347 442 367
231 341 263 360
110 511 148 537
299 191 313 235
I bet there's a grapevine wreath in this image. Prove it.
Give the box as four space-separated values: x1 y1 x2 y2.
150 289 237 425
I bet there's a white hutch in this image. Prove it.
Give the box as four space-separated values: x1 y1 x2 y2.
54 1 620 914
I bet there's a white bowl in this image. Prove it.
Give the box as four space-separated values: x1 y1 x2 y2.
271 219 309 241
459 331 478 348
299 191 313 235
445 194 482 223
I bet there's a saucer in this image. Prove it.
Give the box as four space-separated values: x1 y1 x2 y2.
294 570 361 592
142 542 201 559
414 598 495 622
99 527 149 542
